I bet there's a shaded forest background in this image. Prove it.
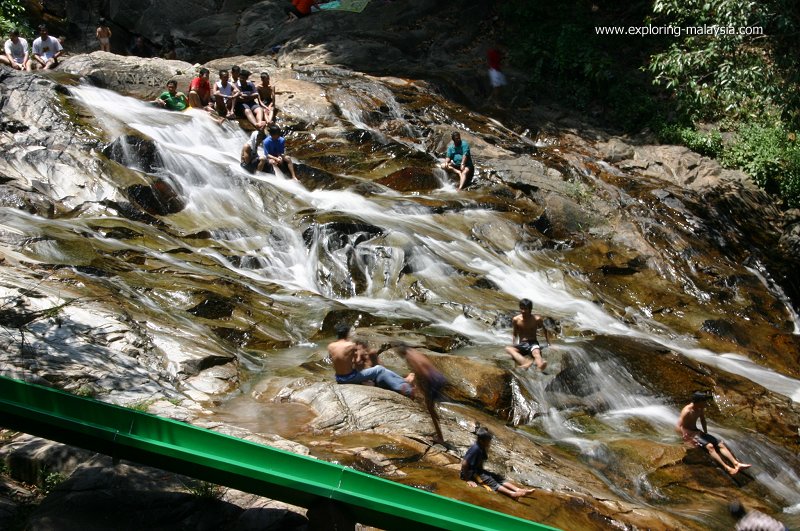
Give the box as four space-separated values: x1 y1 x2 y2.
2 0 800 206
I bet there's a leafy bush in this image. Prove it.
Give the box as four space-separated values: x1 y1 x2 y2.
657 124 724 158
721 122 800 207
0 0 32 37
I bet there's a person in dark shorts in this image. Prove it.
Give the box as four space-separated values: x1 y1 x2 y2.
460 428 534 499
240 130 266 173
506 298 550 370
676 392 752 476
394 342 446 444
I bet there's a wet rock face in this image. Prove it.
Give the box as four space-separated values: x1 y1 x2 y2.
377 167 440 192
103 135 162 173
126 179 186 216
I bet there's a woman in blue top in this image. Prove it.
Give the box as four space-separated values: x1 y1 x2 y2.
443 131 474 191
263 125 299 180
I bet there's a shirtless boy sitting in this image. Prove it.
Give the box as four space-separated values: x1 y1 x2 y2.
676 392 752 476
328 323 413 396
505 298 549 370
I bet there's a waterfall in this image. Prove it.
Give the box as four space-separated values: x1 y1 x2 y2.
4 80 796 515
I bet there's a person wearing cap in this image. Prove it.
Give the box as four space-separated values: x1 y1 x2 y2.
676 392 752 476
1 29 31 71
31 25 63 70
461 427 534 499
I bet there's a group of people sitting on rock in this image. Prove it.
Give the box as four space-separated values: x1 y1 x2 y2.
2 25 63 72
154 66 276 131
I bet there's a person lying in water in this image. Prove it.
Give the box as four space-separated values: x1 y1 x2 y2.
676 392 752 476
328 323 413 396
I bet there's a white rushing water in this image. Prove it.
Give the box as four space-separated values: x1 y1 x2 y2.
57 84 800 510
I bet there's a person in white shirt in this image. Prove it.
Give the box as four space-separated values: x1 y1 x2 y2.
1 29 31 71
31 24 63 70
213 69 240 119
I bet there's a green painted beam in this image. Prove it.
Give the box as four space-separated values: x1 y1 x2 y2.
0 375 559 531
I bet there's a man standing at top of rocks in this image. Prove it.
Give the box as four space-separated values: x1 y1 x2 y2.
506 298 549 371
676 392 752 476
442 131 474 191
328 323 414 396
31 25 62 70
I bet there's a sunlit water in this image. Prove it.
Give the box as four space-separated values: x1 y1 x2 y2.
3 82 799 520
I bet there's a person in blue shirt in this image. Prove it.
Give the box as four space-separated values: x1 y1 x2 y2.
443 131 474 191
263 124 299 180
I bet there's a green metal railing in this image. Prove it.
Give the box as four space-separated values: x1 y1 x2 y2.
0 375 558 530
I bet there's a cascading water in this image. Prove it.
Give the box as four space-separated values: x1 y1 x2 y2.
3 75 799 527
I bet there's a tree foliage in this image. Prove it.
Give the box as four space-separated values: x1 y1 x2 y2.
0 0 32 36
499 0 800 207
648 0 796 123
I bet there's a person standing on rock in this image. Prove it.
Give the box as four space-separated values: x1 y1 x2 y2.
2 29 31 71
442 131 474 191
676 392 752 476
394 342 446 444
461 428 534 499
31 25 63 70
506 298 549 371
329 323 414 396
96 18 112 53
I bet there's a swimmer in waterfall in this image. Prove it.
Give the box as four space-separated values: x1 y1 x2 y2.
676 392 752 476
505 298 549 371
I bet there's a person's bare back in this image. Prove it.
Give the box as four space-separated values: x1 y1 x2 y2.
328 338 357 376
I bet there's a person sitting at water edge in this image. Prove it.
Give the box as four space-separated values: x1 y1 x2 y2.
240 130 267 173
213 69 240 119
152 79 188 111
256 71 277 125
188 67 213 111
236 69 267 130
442 131 474 191
328 323 414 396
461 428 534 499
2 28 31 71
263 124 299 180
506 298 549 371
31 25 63 70
394 342 447 444
676 392 752 476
